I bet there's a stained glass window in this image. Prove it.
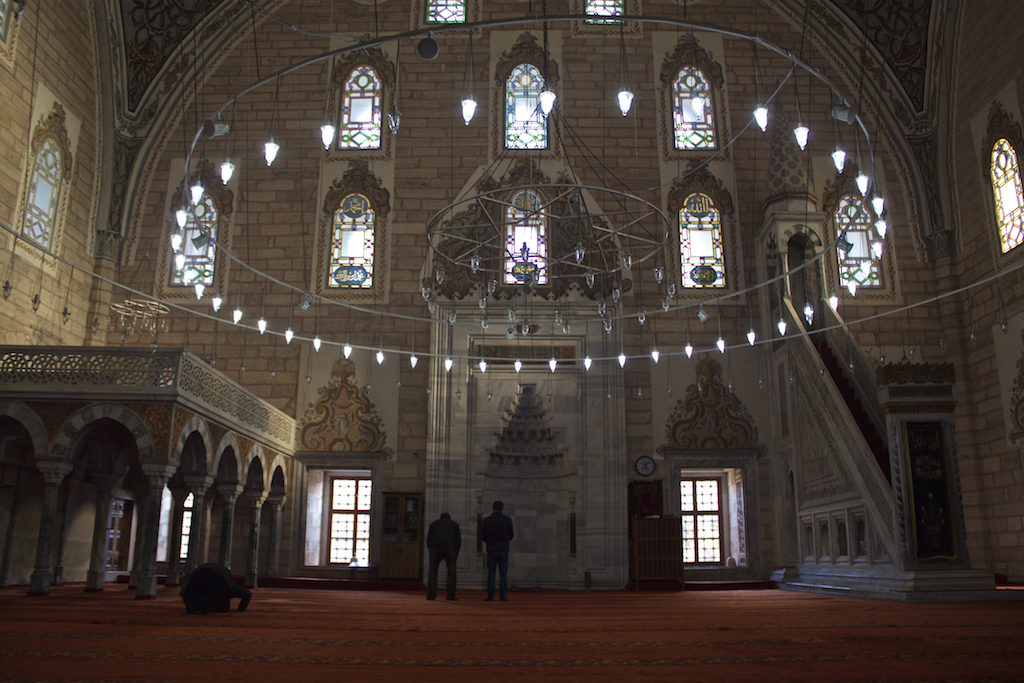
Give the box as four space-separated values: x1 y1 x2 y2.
0 0 11 43
179 492 194 560
22 138 63 248
170 195 218 287
505 63 547 150
672 67 716 150
329 192 375 289
329 477 372 565
834 194 882 289
679 192 725 288
680 479 722 564
505 189 548 285
991 138 1024 253
338 65 382 150
426 0 466 23
585 0 623 24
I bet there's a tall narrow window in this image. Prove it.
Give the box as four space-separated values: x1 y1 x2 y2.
679 192 725 288
338 65 382 150
329 477 372 565
425 0 466 23
680 478 722 564
834 194 882 289
22 138 64 248
329 192 375 289
585 0 623 23
179 492 194 560
170 195 218 288
991 138 1024 253
505 189 548 285
0 0 11 43
672 67 716 150
505 63 547 150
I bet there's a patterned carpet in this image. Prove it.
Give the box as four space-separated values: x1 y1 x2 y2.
1 584 1022 681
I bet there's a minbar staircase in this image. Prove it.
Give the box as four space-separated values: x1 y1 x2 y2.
813 338 890 483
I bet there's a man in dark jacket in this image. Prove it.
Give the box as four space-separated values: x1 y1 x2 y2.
480 500 514 601
180 563 251 613
426 512 462 600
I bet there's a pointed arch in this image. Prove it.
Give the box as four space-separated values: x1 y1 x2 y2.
22 104 73 249
660 37 723 153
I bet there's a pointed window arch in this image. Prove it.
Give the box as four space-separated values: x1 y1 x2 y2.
170 194 218 287
504 189 548 285
329 192 376 289
425 0 466 23
834 193 882 290
991 138 1024 253
505 63 548 150
679 192 725 288
585 0 624 23
338 65 383 150
672 67 716 150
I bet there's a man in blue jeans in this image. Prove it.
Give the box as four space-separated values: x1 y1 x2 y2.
480 500 514 601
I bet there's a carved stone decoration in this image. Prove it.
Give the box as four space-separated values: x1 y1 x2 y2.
488 384 563 467
32 103 74 178
298 359 385 452
764 101 811 204
493 33 560 89
906 131 949 259
332 43 396 92
984 102 1024 167
658 34 724 90
665 357 760 450
101 132 144 256
321 160 391 222
667 162 735 221
876 360 955 386
127 403 172 464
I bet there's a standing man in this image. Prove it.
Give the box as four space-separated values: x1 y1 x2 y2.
426 512 461 601
480 500 514 601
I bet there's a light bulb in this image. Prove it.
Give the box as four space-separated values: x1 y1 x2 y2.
175 208 188 229
872 195 885 216
684 342 693 358
585 271 595 288
793 124 809 150
220 160 235 184
343 343 352 359
875 219 888 238
285 327 294 344
747 329 756 346
409 353 418 368
313 335 322 351
194 283 205 299
461 96 477 125
753 105 768 132
617 89 634 116
211 294 222 312
716 337 726 353
828 293 839 310
549 357 557 372
174 253 185 270
377 349 385 365
539 89 556 115
618 352 627 368
777 318 787 335
650 348 660 363
514 359 522 373
856 172 870 195
583 355 593 371
803 303 814 325
575 243 585 263
264 138 280 166
871 241 883 258
847 279 858 296
233 307 243 324
170 232 183 252
257 317 267 334
831 148 846 172
320 123 336 149
444 357 453 372
190 181 204 205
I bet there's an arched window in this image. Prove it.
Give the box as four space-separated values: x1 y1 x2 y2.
504 189 548 285
329 192 376 289
991 138 1024 253
505 63 547 150
22 137 64 249
672 67 716 150
0 0 12 43
679 192 725 288
834 194 882 290
338 65 383 150
170 194 218 288
585 0 623 23
426 0 466 23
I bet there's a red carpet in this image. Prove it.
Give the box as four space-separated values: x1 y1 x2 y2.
1 584 1022 681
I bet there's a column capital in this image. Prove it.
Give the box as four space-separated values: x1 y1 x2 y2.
184 474 215 495
216 483 244 501
36 461 73 485
268 494 286 510
246 491 267 508
141 464 177 488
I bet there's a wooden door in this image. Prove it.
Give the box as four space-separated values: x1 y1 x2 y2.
379 493 422 580
105 498 133 571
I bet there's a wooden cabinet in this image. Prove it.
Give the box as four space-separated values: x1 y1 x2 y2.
631 515 684 588
379 493 422 580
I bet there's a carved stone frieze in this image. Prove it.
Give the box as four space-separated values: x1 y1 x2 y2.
322 160 391 221
876 360 955 386
664 357 760 451
658 34 723 89
298 359 385 452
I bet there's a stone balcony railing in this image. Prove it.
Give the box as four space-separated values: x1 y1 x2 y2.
0 346 294 453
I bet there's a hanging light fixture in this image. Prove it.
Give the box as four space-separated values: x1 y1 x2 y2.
343 342 353 359
856 171 870 195
618 352 627 368
461 31 477 124
871 240 883 258
194 283 205 300
875 219 888 238
583 355 593 371
175 208 189 229
264 138 280 166
650 348 660 363
847 279 858 296
211 293 222 312
377 349 385 364
753 105 769 132
409 353 418 368
872 195 885 215
257 317 267 334
478 358 487 373
777 318 787 335
190 180 204 205
285 327 294 344
170 232 183 252
320 123 336 149
793 123 809 150
174 253 185 270
514 358 523 373
831 147 846 172
747 329 756 345
548 357 557 372
232 306 243 324
444 357 454 372
313 335 322 351
716 337 726 353
803 303 814 325
220 159 235 184
615 22 633 116
828 293 839 310
684 342 694 358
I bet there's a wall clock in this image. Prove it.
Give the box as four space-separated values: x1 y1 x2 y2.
634 455 656 477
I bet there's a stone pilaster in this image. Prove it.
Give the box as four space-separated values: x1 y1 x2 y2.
133 465 176 599
28 462 73 596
